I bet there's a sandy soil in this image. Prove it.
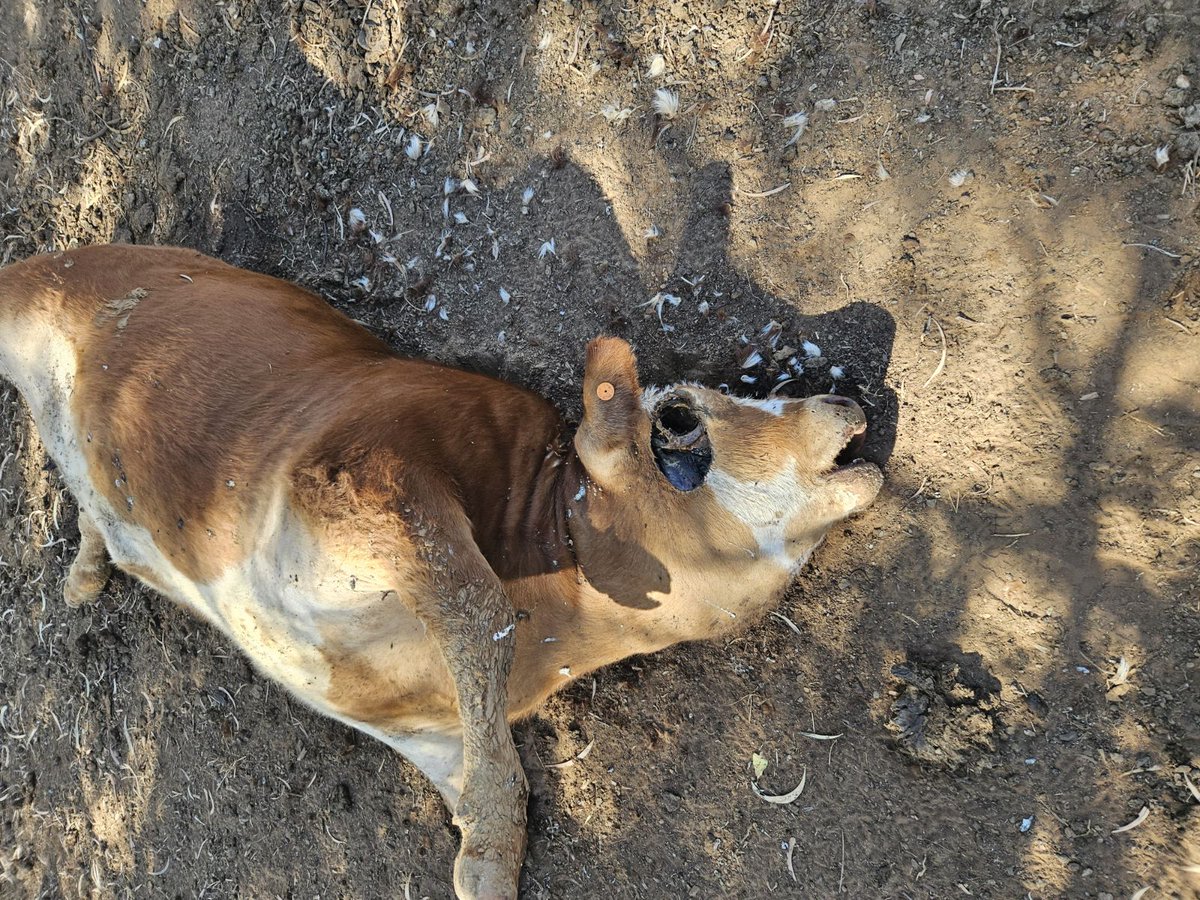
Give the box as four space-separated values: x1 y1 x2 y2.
1 1 1199 897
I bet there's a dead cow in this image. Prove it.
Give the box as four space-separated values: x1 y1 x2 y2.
0 245 882 898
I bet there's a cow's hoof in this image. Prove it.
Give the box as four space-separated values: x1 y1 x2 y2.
64 564 107 608
453 846 519 900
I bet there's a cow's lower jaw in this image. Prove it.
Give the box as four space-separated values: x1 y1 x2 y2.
825 458 884 514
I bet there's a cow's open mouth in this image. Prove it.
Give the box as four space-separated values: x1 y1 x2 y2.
833 424 868 470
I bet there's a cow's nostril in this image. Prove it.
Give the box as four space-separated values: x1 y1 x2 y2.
818 394 857 409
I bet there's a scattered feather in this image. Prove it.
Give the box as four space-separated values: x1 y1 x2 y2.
644 224 661 239
782 111 808 146
738 347 764 369
876 161 891 180
638 292 682 332
830 365 845 379
438 307 449 321
499 287 511 304
948 168 974 188
347 208 367 233
1155 145 1170 168
453 211 468 225
351 275 370 291
814 98 837 112
537 31 553 51
697 299 710 315
653 88 680 119
423 295 438 312
802 340 822 358
405 134 423 160
760 320 783 348
521 186 535 214
443 177 457 195
538 239 556 259
1020 816 1034 833
1108 657 1132 688
740 374 758 384
421 102 440 129
752 767 807 804
647 53 666 79
599 102 635 125
460 177 480 196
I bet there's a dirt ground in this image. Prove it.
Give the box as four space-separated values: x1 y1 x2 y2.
1 1 1198 897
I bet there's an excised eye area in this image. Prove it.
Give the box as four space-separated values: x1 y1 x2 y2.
650 397 713 492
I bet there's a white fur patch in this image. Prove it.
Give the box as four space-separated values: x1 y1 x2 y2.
728 394 787 417
706 457 812 570
642 385 788 417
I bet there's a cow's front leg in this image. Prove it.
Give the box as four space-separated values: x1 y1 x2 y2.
64 509 111 607
410 521 528 900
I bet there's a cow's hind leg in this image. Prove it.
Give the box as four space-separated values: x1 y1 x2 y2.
64 510 111 607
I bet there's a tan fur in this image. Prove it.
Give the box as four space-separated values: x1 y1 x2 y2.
0 245 882 900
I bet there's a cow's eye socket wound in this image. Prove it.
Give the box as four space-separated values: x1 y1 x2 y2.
652 401 712 491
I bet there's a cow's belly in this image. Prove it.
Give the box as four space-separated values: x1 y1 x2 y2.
12 331 457 737
93 509 458 733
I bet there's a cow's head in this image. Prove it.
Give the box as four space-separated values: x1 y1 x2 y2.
572 337 882 638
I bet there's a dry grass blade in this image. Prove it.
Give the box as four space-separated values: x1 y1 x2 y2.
922 318 946 389
1111 805 1149 834
736 182 791 198
1184 771 1200 803
800 731 843 740
771 611 801 635
752 767 807 804
1122 241 1182 258
546 739 595 769
785 836 797 881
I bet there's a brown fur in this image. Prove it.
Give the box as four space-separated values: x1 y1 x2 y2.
0 245 882 899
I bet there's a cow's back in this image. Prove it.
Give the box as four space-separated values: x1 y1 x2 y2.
0 246 396 582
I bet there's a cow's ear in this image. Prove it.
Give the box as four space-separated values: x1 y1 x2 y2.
575 337 645 486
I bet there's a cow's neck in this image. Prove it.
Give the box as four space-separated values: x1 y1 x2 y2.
502 446 753 716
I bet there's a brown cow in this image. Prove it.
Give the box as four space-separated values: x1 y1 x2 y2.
0 245 882 898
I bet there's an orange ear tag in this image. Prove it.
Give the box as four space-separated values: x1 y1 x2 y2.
596 382 615 401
